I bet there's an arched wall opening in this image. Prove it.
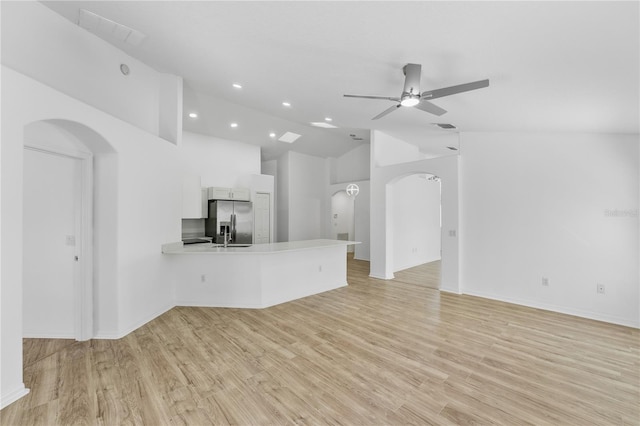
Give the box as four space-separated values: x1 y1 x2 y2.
330 190 355 253
22 119 117 341
370 154 459 293
389 173 442 286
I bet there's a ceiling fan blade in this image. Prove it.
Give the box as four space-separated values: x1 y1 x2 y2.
415 100 447 116
344 94 400 101
421 79 490 101
372 104 401 120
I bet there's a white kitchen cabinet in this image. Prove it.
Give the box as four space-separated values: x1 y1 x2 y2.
207 186 250 201
182 175 208 219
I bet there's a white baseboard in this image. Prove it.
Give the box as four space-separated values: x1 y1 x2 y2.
369 272 394 280
462 289 640 329
94 303 175 339
176 300 263 309
1 384 29 409
22 331 75 339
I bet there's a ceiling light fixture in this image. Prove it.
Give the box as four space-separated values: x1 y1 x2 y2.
269 132 276 138
230 122 238 128
282 101 291 107
232 83 242 89
324 117 333 122
188 112 198 118
400 94 420 107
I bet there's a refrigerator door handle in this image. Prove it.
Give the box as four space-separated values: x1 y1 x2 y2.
231 213 236 242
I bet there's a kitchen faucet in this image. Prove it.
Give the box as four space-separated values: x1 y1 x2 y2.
224 232 230 248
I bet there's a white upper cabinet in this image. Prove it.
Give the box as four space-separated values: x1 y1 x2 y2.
182 175 208 219
207 186 250 201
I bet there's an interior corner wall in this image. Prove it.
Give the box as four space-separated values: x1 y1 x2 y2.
287 151 329 241
332 144 371 184
460 132 640 328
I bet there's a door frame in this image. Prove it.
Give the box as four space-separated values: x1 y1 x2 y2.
23 144 94 341
254 192 271 244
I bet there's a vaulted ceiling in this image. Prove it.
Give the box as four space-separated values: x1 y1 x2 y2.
43 1 639 160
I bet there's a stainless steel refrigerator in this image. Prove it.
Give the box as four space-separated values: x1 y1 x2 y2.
205 200 253 244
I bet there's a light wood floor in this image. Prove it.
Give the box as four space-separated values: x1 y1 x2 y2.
2 256 639 425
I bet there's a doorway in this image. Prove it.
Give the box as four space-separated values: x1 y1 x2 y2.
331 190 355 253
390 173 442 289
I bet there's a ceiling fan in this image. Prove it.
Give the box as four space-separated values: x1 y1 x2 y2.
344 63 489 120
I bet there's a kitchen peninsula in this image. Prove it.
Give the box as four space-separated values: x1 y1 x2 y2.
163 239 359 308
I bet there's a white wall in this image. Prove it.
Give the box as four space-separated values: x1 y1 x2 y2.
180 131 261 187
372 131 427 167
275 153 290 242
1 1 181 142
392 175 441 272
460 132 639 327
330 144 370 184
273 151 328 242
288 151 329 241
1 67 182 408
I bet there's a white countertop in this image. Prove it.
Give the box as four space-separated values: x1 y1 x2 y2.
162 239 359 255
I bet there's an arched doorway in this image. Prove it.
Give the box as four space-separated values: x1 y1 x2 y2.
331 190 355 253
22 119 116 342
369 154 459 293
390 173 442 288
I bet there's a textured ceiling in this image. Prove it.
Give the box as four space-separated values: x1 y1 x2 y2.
42 1 639 160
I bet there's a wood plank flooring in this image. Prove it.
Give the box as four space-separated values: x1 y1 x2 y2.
2 256 639 425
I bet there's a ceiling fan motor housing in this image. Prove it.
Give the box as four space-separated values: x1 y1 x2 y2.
401 63 422 107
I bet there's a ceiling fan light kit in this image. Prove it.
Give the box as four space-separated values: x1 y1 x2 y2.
344 63 489 120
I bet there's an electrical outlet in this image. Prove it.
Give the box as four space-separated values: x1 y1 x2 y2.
541 277 549 286
201 274 206 283
319 265 322 272
597 283 605 294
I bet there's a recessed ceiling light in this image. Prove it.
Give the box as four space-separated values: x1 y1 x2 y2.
230 122 238 128
310 122 337 129
278 132 301 143
324 117 333 122
269 132 277 138
282 101 291 107
188 112 198 118
232 83 242 89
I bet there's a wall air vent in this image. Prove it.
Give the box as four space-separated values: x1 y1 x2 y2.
78 9 146 46
435 123 456 129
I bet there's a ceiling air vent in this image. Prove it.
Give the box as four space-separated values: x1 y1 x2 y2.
434 123 456 129
78 9 146 46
